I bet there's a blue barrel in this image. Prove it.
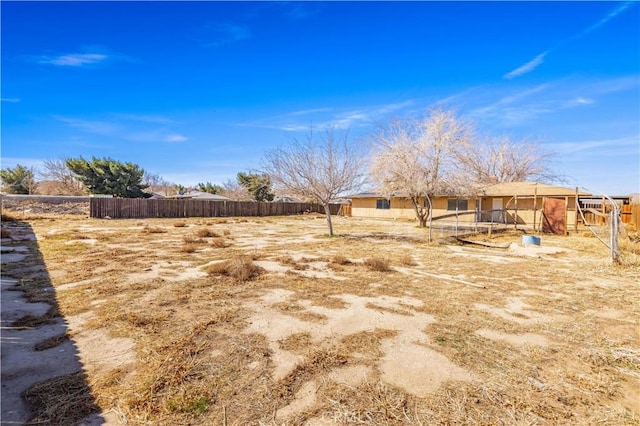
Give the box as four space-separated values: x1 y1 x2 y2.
522 235 541 246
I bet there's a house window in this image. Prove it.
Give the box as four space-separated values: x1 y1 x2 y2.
447 199 468 211
376 199 391 209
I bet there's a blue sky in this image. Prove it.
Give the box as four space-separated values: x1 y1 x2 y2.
2 1 639 195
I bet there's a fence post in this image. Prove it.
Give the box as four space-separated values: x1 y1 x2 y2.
611 208 620 263
455 206 459 238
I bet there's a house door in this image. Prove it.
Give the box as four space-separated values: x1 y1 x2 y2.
542 197 566 235
492 198 503 223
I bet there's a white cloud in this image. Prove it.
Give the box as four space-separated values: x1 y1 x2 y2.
572 97 595 105
580 1 634 36
503 3 635 80
239 100 416 132
53 115 120 135
165 134 188 143
39 53 108 67
504 52 547 80
1 98 20 103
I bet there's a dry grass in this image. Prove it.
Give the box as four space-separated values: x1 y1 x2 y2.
22 372 99 424
363 257 392 272
206 255 264 281
9 214 638 425
210 237 230 248
142 225 167 234
173 221 187 228
34 332 70 351
182 235 206 245
196 228 220 238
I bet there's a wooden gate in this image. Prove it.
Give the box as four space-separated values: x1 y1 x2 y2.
542 197 566 235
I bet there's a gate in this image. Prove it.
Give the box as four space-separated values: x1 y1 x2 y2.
542 197 566 234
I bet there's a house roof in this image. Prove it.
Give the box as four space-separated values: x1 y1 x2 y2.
481 182 590 197
350 182 591 199
349 191 384 199
169 191 230 200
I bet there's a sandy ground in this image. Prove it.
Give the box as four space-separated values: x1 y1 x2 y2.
2 214 639 424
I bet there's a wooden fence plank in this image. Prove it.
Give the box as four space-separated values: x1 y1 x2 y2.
89 198 333 219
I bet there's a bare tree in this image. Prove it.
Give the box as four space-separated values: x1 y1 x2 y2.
456 135 558 185
40 159 86 195
220 179 252 201
142 172 177 196
370 108 472 228
263 128 366 236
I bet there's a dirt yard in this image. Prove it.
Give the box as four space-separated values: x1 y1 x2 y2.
2 212 639 425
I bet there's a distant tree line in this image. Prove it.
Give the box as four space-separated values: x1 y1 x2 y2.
1 107 556 235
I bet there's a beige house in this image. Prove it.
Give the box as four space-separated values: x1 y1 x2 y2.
350 182 590 234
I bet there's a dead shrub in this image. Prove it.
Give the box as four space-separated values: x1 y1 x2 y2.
206 256 264 281
364 257 392 272
180 243 198 253
210 237 230 248
223 229 231 236
1 227 11 238
142 226 166 234
332 255 351 265
196 228 219 238
173 221 187 228
182 236 206 245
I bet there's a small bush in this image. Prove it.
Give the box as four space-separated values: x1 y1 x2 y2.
180 243 198 253
210 237 230 248
197 228 219 238
143 226 167 234
183 236 206 245
173 221 187 228
364 257 392 272
332 255 351 265
206 256 264 281
223 229 231 236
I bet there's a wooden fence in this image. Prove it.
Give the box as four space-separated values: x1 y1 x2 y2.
89 198 341 219
624 203 640 230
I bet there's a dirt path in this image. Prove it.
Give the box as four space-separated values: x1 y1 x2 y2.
0 222 107 425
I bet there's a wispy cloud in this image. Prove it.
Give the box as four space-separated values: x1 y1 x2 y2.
39 53 108 67
504 52 547 79
164 134 188 143
553 136 638 155
202 23 251 47
580 1 633 36
504 2 634 80
1 98 20 103
54 114 188 143
280 2 320 20
112 113 179 124
53 115 121 135
570 97 595 106
239 100 416 132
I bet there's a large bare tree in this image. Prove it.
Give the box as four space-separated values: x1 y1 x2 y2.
40 158 86 195
456 135 558 185
370 108 472 228
263 128 366 236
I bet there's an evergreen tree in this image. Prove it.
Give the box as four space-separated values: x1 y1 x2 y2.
66 157 150 198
